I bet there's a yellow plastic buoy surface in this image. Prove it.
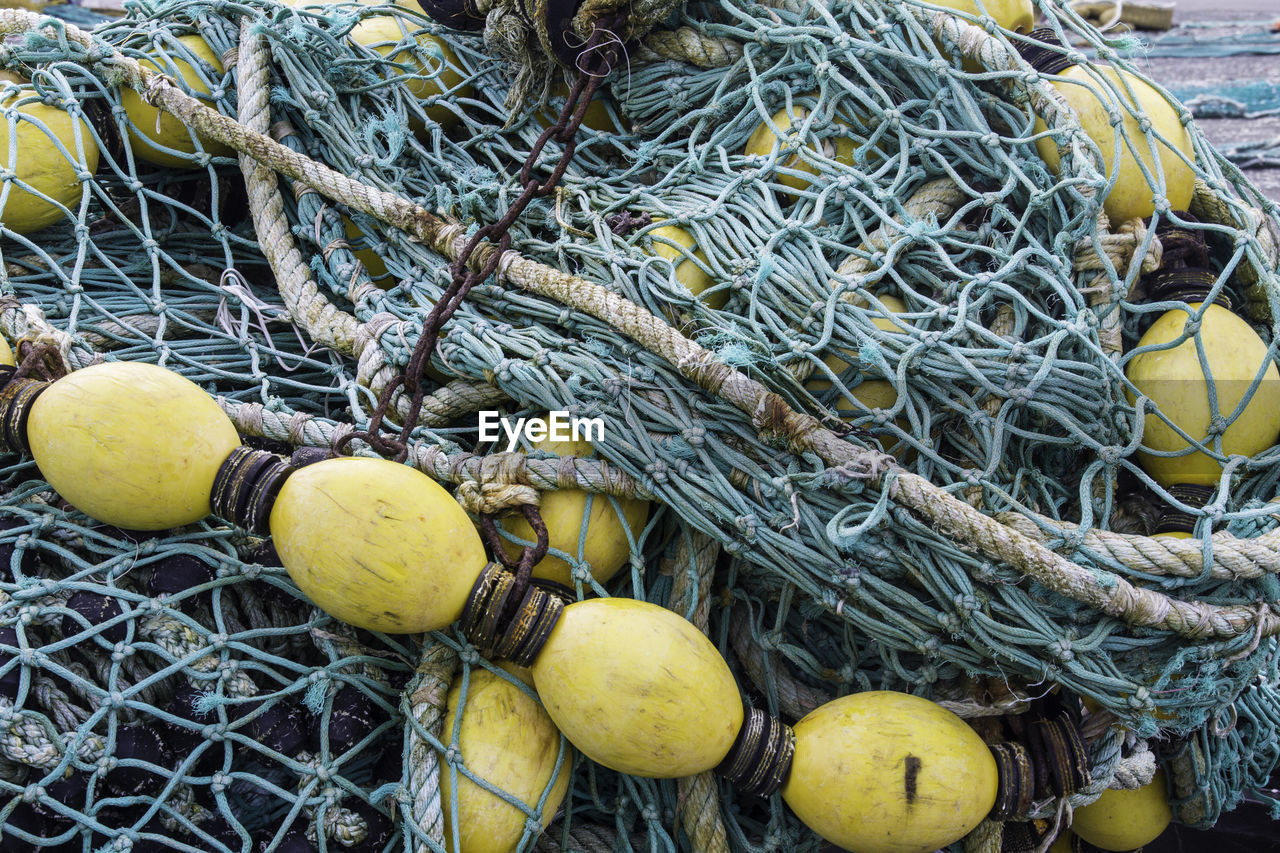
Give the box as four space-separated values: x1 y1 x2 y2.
1034 65 1194 224
343 216 394 286
933 0 1034 33
120 35 233 168
440 665 572 853
0 75 99 235
270 457 485 633
647 222 727 310
1125 303 1280 487
1070 771 1171 851
499 418 648 587
0 335 13 367
540 82 624 134
349 15 470 129
780 691 998 853
744 106 857 198
808 294 907 416
1048 830 1077 853
530 598 742 777
27 362 240 530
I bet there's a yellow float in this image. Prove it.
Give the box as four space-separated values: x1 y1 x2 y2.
120 34 234 168
646 221 728 310
933 0 1034 32
440 665 571 853
1033 64 1194 224
744 105 858 199
780 691 997 853
26 362 240 530
270 456 486 633
0 71 99 235
1069 770 1172 851
1125 297 1280 488
530 597 741 777
348 13 470 130
498 416 649 588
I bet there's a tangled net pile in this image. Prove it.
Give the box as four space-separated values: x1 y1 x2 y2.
2 0 1280 849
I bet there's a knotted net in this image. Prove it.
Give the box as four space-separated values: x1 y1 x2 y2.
0 0 1279 849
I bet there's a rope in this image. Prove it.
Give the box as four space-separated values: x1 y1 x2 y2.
666 533 730 853
405 642 457 853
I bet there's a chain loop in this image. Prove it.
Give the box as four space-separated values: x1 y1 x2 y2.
333 16 628 603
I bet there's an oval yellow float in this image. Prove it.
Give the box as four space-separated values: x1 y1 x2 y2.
1034 65 1194 224
1125 302 1280 488
349 14 471 130
780 691 998 853
646 222 727 310
1070 770 1171 851
270 457 486 633
744 105 857 199
440 665 572 853
0 73 99 235
0 335 13 367
934 0 1034 33
499 417 649 588
27 362 241 530
530 597 741 777
120 34 234 168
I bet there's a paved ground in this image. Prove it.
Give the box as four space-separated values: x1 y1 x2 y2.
1123 1 1280 201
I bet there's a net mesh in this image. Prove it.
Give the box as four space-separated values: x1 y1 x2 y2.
0 0 1279 849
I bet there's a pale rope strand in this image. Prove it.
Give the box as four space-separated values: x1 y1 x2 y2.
405 642 457 853
665 533 730 853
998 512 1280 580
216 397 654 500
3 11 1277 640
234 18 362 359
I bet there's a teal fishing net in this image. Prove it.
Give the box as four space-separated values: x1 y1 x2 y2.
0 0 1279 849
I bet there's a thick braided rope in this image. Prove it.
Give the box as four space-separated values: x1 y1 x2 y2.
235 17 363 358
404 641 457 853
1000 511 1280 580
665 533 730 853
639 27 744 68
1 10 1275 641
216 397 655 499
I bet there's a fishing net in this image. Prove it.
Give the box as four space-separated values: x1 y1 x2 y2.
0 0 1279 849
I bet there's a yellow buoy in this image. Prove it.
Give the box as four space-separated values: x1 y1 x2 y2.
1125 302 1280 488
0 73 99 235
1070 771 1172 851
440 665 572 853
26 362 241 530
343 216 395 286
540 82 624 134
807 295 912 455
0 335 13 367
934 0 1034 33
270 457 486 633
646 222 727 310
498 416 649 588
530 598 742 777
744 105 857 199
349 14 471 130
1033 65 1194 224
780 691 998 853
120 34 234 168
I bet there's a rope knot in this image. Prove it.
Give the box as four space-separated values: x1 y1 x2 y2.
455 481 540 516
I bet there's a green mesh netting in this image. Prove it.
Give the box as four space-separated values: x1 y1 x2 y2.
1 0 1280 850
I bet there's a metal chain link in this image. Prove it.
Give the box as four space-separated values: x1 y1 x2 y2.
334 15 629 606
